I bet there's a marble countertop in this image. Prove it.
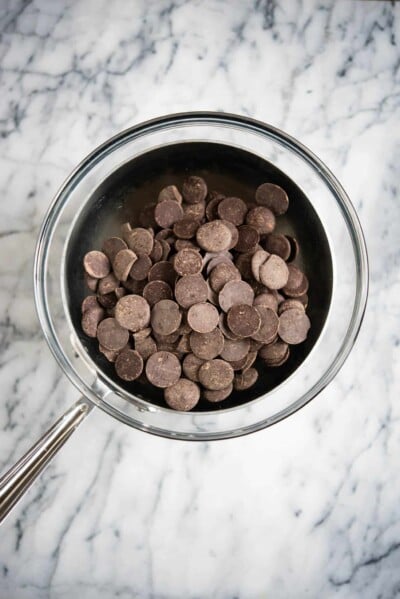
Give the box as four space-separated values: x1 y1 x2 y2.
0 1 399 597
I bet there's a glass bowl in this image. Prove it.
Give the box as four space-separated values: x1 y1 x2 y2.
34 112 368 440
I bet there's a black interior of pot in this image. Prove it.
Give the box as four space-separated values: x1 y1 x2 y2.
66 142 333 411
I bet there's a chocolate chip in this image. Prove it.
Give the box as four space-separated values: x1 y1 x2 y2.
175 274 208 308
255 183 289 215
254 292 279 312
115 295 150 332
129 254 152 281
198 359 234 390
246 206 275 235
102 237 128 262
226 304 261 338
112 249 136 282
123 278 146 294
81 306 104 338
259 255 289 290
189 328 224 360
98 273 120 295
218 280 254 313
81 295 100 313
133 327 152 342
183 201 206 221
154 200 184 228
84 273 98 292
143 280 173 306
151 299 182 336
125 227 154 256
148 261 177 287
145 351 181 388
234 225 260 253
217 197 248 226
135 336 157 360
205 255 233 276
209 262 241 293
115 349 143 381
241 350 258 372
97 317 130 351
278 299 305 314
251 249 270 282
233 368 258 391
97 292 117 309
282 265 309 297
203 384 233 402
259 340 289 365
182 353 205 382
83 251 110 279
164 378 200 411
196 221 232 252
182 176 207 204
149 239 163 262
173 249 203 276
251 306 279 344
187 302 219 333
173 217 199 239
263 234 291 261
154 330 180 346
158 185 182 204
220 338 251 362
278 309 311 344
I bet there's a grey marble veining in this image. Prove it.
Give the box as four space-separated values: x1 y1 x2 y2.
0 0 399 597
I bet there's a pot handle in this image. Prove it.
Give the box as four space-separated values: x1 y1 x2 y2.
0 398 93 524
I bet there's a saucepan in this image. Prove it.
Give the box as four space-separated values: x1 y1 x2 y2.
0 112 368 523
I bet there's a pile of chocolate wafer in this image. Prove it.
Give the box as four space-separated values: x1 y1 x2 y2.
81 176 310 411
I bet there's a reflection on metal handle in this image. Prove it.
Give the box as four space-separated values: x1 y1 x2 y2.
0 398 93 524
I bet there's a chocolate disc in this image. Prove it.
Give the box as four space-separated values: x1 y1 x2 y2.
97 317 130 351
218 280 254 313
151 299 182 336
154 199 184 228
115 349 143 381
81 295 100 314
164 378 200 411
135 336 157 360
263 234 291 261
251 306 279 344
148 261 177 287
255 182 289 215
217 197 248 226
81 306 104 338
149 239 163 262
235 225 260 253
113 249 138 282
143 280 173 306
259 340 289 364
83 251 110 279
189 328 224 360
125 227 154 256
129 254 152 281
102 237 128 262
209 262 241 293
278 299 305 314
183 201 206 221
253 292 279 312
145 351 181 388
251 249 269 282
98 273 120 295
198 359 234 390
175 274 208 308
233 368 258 391
173 249 203 276
205 195 224 220
259 255 289 290
203 384 233 403
196 221 232 252
182 175 208 204
115 295 150 332
158 185 182 204
220 338 250 362
182 353 205 382
187 303 219 333
278 309 311 344
246 206 276 235
226 304 261 338
173 218 199 239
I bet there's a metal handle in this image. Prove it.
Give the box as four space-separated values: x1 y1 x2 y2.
0 398 93 524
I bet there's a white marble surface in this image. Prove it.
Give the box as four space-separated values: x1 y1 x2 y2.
0 0 399 597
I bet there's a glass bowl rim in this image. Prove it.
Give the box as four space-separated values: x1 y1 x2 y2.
33 111 369 440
